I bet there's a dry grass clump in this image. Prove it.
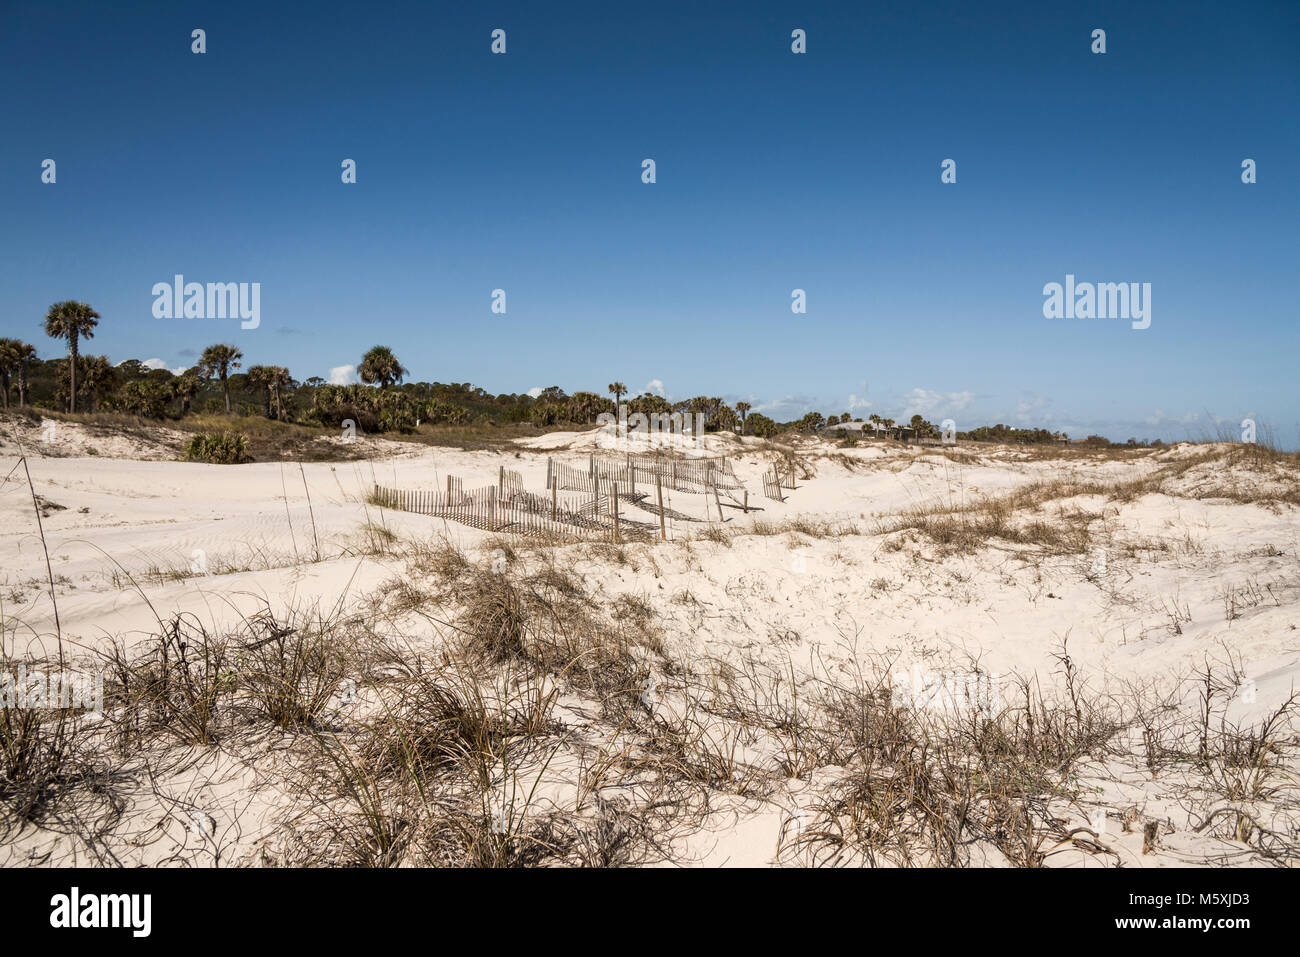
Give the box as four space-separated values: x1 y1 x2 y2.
99 601 361 754
102 615 235 747
0 662 111 834
404 534 475 584
879 501 1097 557
237 609 350 730
695 524 732 546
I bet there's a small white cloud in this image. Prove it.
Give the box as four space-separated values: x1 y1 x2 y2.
847 393 871 411
526 386 544 399
138 357 188 375
329 364 358 385
643 379 666 397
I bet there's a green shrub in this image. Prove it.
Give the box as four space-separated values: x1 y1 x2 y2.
184 431 250 464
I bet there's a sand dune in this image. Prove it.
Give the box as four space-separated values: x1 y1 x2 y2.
2 423 1297 867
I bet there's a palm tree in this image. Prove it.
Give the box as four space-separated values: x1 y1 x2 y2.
358 346 407 389
245 366 275 417
172 372 202 416
12 341 36 407
76 355 115 413
197 344 244 414
43 301 100 412
607 382 628 434
268 366 293 420
0 338 20 408
735 401 751 435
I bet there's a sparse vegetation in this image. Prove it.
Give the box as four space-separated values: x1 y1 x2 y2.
184 430 250 464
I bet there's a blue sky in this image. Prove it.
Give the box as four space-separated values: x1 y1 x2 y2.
2 0 1297 444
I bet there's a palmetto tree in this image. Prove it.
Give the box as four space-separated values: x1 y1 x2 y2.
0 338 20 408
172 372 202 416
76 355 116 413
245 365 276 417
569 391 601 423
12 341 36 407
358 346 407 389
607 382 627 408
735 401 751 435
268 366 293 420
198 344 244 414
43 301 100 412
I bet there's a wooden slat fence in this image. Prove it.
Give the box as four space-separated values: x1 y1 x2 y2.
374 478 656 543
548 453 744 495
762 467 784 501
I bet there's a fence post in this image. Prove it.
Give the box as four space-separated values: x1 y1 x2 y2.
656 474 666 541
499 466 504 498
611 482 619 543
551 478 558 521
743 490 748 514
489 486 497 531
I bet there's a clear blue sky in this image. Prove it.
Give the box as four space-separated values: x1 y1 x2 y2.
2 0 1297 444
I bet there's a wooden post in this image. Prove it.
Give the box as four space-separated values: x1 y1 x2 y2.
551 477 557 521
713 485 724 523
489 486 497 531
611 482 619 543
546 458 552 490
656 474 666 541
498 465 504 497
743 490 748 514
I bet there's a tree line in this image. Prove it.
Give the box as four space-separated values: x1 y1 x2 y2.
1 300 1112 443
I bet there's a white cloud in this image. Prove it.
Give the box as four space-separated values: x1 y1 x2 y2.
847 393 871 411
138 357 188 375
899 388 976 419
526 386 544 399
329 364 358 385
643 379 666 397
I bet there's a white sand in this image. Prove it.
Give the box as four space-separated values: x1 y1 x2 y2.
2 421 1296 867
